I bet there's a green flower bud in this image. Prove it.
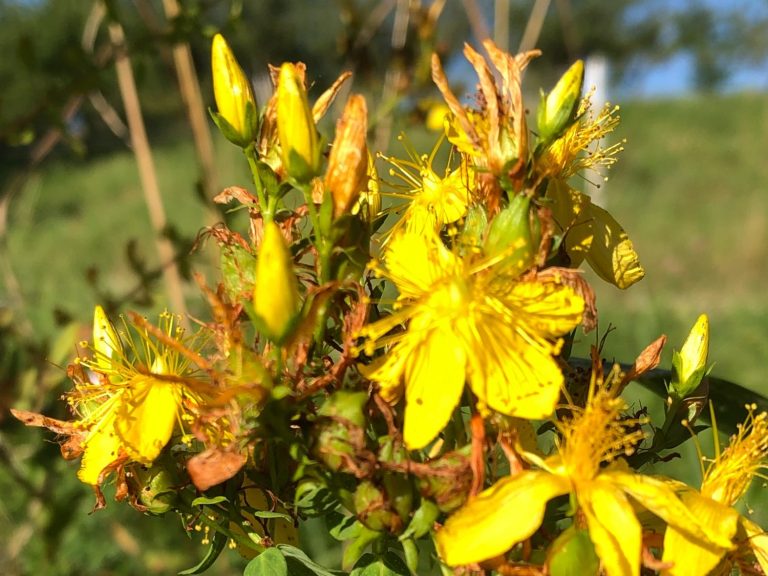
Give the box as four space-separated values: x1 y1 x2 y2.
537 59 584 144
312 391 368 473
416 448 472 513
135 464 178 515
485 193 539 275
546 526 599 576
353 480 401 533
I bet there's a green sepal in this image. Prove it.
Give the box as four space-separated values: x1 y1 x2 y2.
399 499 439 541
209 108 251 148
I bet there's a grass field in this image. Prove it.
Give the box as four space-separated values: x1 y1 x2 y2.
1 90 767 574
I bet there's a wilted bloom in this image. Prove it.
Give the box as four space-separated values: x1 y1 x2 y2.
211 34 258 146
357 229 583 449
537 59 584 144
547 180 644 289
670 314 709 400
432 40 539 205
380 136 472 241
277 63 320 182
436 368 734 574
254 220 300 341
662 407 768 575
68 307 213 485
325 94 369 217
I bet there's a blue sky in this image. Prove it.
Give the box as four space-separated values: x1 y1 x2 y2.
619 0 768 97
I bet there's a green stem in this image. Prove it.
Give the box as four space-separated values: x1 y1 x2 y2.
244 144 273 223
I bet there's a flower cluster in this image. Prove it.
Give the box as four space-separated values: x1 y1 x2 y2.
14 34 768 576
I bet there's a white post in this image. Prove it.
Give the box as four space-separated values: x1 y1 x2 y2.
583 54 609 207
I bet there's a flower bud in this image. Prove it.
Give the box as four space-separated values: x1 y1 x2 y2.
484 193 539 275
211 34 258 146
671 314 709 400
325 94 368 218
546 526 599 576
276 63 320 182
537 59 584 144
312 390 368 473
353 480 402 533
253 221 300 342
135 463 178 515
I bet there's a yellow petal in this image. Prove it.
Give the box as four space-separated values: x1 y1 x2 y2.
92 305 121 370
579 478 641 576
403 327 466 449
436 470 569 566
660 491 737 576
742 517 768 574
583 203 644 289
384 231 459 297
546 181 644 289
471 337 562 419
606 471 735 550
78 400 122 485
546 180 591 266
505 280 584 339
116 377 180 464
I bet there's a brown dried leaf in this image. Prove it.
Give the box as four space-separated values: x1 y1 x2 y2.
213 186 259 206
187 448 246 491
11 408 74 435
312 71 353 122
622 334 667 387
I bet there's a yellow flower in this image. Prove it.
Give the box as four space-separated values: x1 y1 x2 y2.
546 180 644 289
436 368 734 575
211 34 258 146
276 62 320 182
538 92 624 181
661 407 768 575
69 308 211 485
380 135 472 241
357 230 583 450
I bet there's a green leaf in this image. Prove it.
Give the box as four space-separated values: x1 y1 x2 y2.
191 495 229 507
250 510 293 522
277 545 347 576
178 530 228 575
343 526 383 571
244 548 288 576
328 513 363 541
356 552 411 576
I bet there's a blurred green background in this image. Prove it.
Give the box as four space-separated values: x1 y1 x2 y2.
1 0 767 574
